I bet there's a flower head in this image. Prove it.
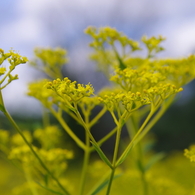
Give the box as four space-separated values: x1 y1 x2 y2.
184 145 195 162
0 49 28 90
46 77 94 103
31 47 68 79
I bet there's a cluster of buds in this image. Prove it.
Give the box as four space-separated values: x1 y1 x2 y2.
98 82 183 113
27 79 55 108
98 89 151 112
144 84 183 100
9 145 73 177
110 67 166 92
78 96 101 114
121 91 151 112
1 126 74 178
85 26 141 52
141 35 165 58
184 145 195 162
34 126 63 150
98 90 123 112
31 47 68 79
0 49 28 90
156 56 195 86
85 26 141 74
46 77 94 104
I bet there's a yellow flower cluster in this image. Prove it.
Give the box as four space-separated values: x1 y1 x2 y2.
98 83 182 113
9 145 73 176
145 84 183 100
0 126 74 179
98 87 148 112
0 49 28 90
78 96 101 114
11 131 32 146
31 47 68 79
85 26 141 74
46 77 94 103
85 26 140 51
34 126 63 150
9 145 37 163
142 35 165 58
98 89 124 111
0 130 9 153
184 145 195 162
27 79 55 107
110 68 166 92
83 27 195 119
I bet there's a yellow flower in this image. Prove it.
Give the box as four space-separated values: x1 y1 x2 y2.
184 145 195 162
46 77 94 103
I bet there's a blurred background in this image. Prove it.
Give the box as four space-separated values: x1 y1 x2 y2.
1 0 195 152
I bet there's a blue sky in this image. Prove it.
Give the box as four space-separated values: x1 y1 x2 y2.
1 0 195 115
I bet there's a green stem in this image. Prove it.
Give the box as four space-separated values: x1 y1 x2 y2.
134 97 174 146
49 107 87 151
137 143 148 195
79 111 91 195
126 114 149 195
89 127 118 152
141 172 148 195
106 112 124 195
24 166 39 195
79 133 90 195
73 103 114 192
89 109 130 153
116 105 156 166
73 104 106 157
0 92 69 195
0 68 12 85
89 106 107 128
86 170 111 195
106 168 116 195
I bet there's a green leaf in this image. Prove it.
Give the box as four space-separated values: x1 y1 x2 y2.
91 141 113 169
115 52 126 70
35 181 66 195
136 160 145 173
144 152 166 172
87 173 121 195
0 104 6 113
116 144 133 166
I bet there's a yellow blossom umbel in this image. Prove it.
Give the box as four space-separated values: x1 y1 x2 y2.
46 77 94 105
31 47 68 79
184 145 195 162
0 49 28 90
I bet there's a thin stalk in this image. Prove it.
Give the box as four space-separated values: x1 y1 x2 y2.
106 113 123 195
0 92 69 195
106 168 116 195
24 166 39 195
49 107 87 151
89 127 118 152
79 110 91 195
73 103 114 190
73 104 106 155
86 170 111 195
134 97 174 145
79 134 90 195
137 143 148 195
89 106 107 128
116 105 156 166
126 114 149 195
59 104 81 125
0 68 13 85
